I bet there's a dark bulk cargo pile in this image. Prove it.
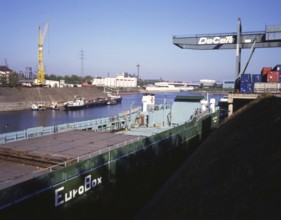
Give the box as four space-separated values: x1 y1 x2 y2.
137 95 281 220
239 64 281 94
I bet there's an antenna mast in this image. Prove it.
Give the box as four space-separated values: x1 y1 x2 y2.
136 63 140 78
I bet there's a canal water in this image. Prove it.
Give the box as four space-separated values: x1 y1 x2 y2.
0 92 224 134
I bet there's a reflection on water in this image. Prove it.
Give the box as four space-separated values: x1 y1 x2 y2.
0 92 224 134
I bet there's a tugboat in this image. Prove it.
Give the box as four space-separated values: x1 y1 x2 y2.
106 92 122 104
104 87 122 104
64 96 86 110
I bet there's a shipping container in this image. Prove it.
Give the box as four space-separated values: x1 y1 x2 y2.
252 74 262 83
241 73 252 84
254 82 265 93
254 82 281 93
265 82 280 93
260 67 272 76
272 64 281 73
267 71 279 82
240 82 253 94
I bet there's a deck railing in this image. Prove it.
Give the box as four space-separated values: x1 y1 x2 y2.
0 107 141 144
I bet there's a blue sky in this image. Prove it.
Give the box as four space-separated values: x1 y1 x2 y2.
1 0 281 81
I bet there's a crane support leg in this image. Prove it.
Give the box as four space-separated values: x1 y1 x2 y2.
236 18 242 79
238 38 257 79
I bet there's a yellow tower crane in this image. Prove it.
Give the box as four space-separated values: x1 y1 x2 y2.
37 21 49 85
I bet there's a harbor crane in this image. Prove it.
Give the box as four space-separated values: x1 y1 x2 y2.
37 21 49 85
173 18 281 85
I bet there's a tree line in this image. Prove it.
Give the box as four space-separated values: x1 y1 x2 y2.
1 72 163 87
0 73 94 87
45 74 93 85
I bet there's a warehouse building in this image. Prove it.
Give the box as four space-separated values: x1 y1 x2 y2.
93 72 137 88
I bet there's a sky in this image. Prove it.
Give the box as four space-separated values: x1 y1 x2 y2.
1 0 281 81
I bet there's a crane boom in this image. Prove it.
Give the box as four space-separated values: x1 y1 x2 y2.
37 21 49 85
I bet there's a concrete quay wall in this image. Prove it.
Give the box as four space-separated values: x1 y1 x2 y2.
0 87 106 111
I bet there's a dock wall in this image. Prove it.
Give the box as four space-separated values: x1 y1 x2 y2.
228 93 259 116
0 87 106 111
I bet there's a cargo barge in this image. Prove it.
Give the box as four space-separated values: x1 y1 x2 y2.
0 94 219 219
64 94 122 110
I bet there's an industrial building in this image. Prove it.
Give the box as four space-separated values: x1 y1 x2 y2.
222 80 235 89
0 66 13 85
0 66 12 75
92 72 137 88
199 79 216 88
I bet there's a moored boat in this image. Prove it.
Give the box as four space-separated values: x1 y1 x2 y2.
31 102 46 111
64 96 85 110
106 92 122 103
49 101 59 110
107 99 117 105
86 97 108 107
64 93 122 110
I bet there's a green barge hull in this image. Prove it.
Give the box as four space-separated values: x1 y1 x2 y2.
1 107 219 219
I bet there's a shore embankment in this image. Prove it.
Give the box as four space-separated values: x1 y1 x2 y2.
0 87 106 111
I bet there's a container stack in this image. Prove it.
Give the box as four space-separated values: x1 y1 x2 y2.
267 71 279 82
239 64 281 94
272 64 281 81
260 65 281 83
260 67 272 82
252 74 262 83
240 73 253 94
253 64 281 94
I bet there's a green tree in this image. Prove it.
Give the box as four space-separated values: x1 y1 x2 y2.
64 74 82 84
8 72 19 87
45 74 64 81
83 75 93 84
137 78 144 87
0 75 8 86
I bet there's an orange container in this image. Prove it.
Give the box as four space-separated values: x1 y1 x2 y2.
261 67 272 76
267 71 279 82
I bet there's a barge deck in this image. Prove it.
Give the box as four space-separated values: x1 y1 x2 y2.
0 130 144 190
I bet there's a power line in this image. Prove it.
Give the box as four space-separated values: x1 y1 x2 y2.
80 49 85 76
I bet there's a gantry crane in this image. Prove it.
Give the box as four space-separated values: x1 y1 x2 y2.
173 18 281 80
37 21 49 85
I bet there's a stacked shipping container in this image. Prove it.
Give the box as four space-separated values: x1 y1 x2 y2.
261 65 281 83
267 71 279 82
261 67 272 82
240 64 281 94
240 73 253 94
